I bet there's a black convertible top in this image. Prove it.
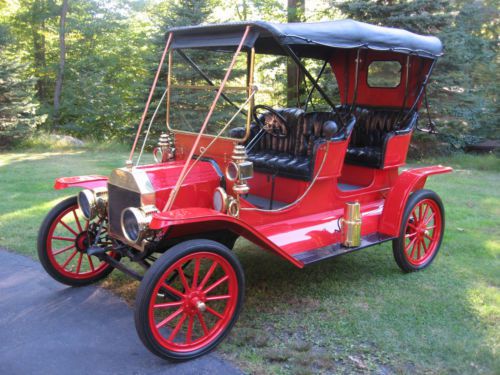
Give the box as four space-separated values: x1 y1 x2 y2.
168 19 443 58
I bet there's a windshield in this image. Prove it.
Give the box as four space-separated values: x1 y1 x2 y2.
167 48 252 140
251 55 340 111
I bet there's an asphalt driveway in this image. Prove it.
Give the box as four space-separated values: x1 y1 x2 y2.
0 249 242 375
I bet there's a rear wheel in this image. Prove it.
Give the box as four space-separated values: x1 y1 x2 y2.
135 239 244 361
37 196 116 286
392 189 445 272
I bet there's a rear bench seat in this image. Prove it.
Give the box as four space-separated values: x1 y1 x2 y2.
344 107 418 168
231 108 354 180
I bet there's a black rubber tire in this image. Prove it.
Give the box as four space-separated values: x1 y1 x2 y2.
37 196 115 286
392 189 445 273
134 239 245 361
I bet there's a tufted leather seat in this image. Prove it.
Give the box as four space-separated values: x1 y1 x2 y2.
231 109 349 180
343 107 418 168
245 108 310 179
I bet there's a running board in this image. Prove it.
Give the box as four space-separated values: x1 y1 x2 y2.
292 233 394 266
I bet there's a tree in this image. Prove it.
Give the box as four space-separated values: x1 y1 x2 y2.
12 0 59 106
287 0 305 107
0 0 495 149
0 24 41 148
53 0 68 126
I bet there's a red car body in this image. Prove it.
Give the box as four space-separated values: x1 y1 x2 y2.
55 136 451 268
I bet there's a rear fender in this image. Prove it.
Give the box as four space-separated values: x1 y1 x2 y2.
150 208 304 268
379 165 452 237
54 175 108 190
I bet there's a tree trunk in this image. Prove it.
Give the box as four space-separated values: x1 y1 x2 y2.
53 0 69 126
32 0 47 104
236 0 248 21
287 0 305 107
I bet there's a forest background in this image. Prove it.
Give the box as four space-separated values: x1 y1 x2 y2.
0 0 498 153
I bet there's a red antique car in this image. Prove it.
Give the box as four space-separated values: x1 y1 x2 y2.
38 20 451 360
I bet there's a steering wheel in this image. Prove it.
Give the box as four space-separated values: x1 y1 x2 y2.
252 105 288 138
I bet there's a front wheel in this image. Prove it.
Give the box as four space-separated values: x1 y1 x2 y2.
392 189 445 272
37 196 117 286
134 239 245 361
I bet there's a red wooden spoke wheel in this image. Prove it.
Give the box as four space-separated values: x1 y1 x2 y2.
393 189 445 272
135 239 244 361
37 196 116 286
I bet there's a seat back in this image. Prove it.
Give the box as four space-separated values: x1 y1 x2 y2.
251 109 345 156
250 108 305 156
301 112 343 156
349 108 410 148
343 106 417 168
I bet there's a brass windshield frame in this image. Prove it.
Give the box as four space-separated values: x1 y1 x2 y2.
166 47 255 143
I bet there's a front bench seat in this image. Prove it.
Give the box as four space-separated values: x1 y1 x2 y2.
245 108 309 179
231 109 352 180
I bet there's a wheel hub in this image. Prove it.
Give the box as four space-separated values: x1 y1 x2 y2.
415 223 430 239
183 291 206 315
75 232 95 253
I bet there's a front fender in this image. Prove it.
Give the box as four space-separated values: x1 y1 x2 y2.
150 207 304 268
54 175 108 190
379 165 452 237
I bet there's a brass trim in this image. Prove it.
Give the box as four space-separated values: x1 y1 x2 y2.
229 145 251 196
120 205 158 244
107 168 156 248
95 188 108 217
227 197 240 218
225 161 239 182
153 132 175 163
246 47 255 140
78 187 108 220
109 167 155 206
77 189 97 220
213 187 229 213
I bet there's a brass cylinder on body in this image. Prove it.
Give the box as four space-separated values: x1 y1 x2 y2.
341 201 362 247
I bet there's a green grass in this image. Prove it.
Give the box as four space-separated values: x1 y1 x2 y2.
0 149 498 374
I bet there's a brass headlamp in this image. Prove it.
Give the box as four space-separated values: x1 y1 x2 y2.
121 205 159 244
77 187 108 220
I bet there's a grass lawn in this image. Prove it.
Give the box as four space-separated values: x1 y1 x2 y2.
0 147 498 374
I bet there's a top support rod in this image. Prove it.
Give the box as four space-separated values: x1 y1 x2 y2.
129 32 174 162
163 26 252 212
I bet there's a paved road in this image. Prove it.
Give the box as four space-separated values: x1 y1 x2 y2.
0 249 242 375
